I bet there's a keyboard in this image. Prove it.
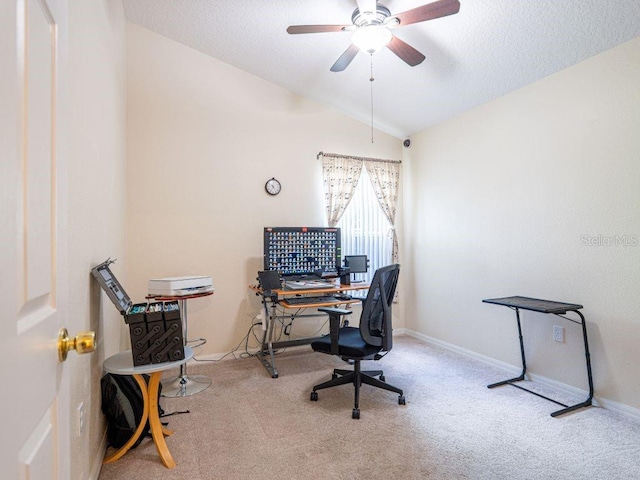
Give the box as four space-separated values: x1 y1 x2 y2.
284 280 335 290
281 295 342 306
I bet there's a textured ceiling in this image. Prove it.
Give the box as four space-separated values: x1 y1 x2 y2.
121 0 640 139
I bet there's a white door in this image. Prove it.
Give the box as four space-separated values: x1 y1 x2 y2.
0 0 71 478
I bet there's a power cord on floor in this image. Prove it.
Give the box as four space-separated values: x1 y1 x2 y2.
190 318 265 362
188 304 331 363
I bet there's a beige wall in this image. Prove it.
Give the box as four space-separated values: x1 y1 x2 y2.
404 37 640 410
125 23 403 356
67 1 127 479
63 10 639 477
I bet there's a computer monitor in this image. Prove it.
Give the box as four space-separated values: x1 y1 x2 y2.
263 227 341 278
344 255 368 282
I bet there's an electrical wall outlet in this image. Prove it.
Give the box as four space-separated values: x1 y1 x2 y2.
553 325 564 343
77 402 85 436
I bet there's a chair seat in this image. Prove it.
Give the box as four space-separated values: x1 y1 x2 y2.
311 327 382 359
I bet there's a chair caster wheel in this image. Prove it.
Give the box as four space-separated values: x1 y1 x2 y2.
310 391 318 401
380 375 385 382
352 409 360 419
398 395 406 405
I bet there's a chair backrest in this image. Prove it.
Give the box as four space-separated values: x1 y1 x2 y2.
359 264 400 351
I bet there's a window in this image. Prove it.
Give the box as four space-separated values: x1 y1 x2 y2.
320 152 400 284
337 168 393 284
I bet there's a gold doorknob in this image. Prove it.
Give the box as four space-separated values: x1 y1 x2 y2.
58 328 96 362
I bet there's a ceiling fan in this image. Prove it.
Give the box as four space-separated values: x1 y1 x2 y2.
286 0 461 72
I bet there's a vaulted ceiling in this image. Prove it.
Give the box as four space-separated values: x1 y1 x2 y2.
122 0 640 138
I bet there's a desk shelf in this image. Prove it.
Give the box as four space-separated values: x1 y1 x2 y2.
251 282 369 378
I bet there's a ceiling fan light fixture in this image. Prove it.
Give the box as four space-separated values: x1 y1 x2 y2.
352 25 392 54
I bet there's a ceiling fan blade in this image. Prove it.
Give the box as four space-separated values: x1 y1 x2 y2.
330 44 360 72
387 36 426 66
393 0 460 27
287 25 349 34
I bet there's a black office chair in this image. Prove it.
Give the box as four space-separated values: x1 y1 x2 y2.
310 264 405 419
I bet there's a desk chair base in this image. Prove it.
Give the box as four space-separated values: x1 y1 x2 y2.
310 360 406 419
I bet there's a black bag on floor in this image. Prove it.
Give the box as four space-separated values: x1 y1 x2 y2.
100 373 163 449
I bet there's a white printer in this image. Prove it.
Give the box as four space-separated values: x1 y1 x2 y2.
148 276 214 296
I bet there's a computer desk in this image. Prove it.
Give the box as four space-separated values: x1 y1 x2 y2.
251 281 369 378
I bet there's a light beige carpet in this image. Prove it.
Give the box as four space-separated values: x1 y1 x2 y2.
98 336 640 480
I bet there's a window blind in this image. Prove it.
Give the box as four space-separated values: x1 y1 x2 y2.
337 167 393 284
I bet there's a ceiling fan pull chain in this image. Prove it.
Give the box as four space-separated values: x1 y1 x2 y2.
370 54 375 144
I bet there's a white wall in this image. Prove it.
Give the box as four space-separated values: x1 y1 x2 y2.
404 37 640 410
67 2 127 478
125 24 403 356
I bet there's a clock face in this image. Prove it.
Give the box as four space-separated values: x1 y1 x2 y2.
265 178 281 196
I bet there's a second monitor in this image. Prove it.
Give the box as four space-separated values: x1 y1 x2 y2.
344 255 369 283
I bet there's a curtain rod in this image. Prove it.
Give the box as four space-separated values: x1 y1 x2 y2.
317 151 401 164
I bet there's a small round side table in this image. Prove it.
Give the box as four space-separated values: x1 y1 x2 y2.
102 346 194 469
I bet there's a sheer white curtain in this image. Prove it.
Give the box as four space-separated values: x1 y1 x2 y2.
337 168 393 284
364 160 400 263
321 156 363 227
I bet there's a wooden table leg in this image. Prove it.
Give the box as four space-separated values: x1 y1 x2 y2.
103 373 177 468
148 372 176 468
103 374 150 464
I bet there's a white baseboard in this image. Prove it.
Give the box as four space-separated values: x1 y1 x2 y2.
403 329 640 423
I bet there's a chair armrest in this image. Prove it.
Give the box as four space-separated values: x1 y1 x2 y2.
318 308 353 355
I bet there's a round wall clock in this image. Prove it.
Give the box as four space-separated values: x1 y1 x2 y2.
265 177 281 196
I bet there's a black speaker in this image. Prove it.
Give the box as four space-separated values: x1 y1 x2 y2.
339 267 351 286
403 138 411 148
